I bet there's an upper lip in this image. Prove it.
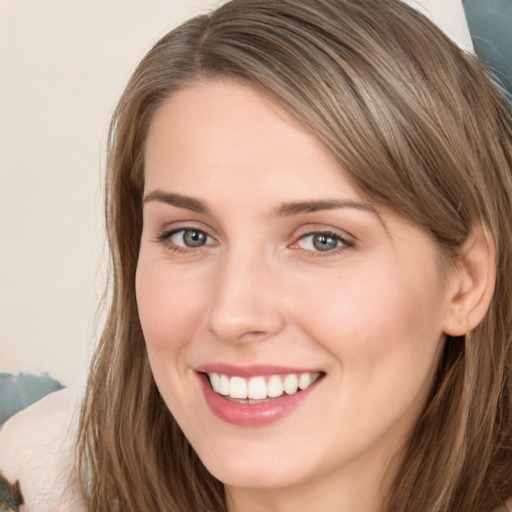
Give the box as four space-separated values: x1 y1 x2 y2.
196 363 324 378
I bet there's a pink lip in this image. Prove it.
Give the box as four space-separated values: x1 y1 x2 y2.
196 366 324 427
196 363 321 378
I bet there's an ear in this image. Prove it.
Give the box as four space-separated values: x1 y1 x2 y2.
443 225 496 336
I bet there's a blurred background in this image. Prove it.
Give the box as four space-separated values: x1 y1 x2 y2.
0 0 510 421
0 1 222 397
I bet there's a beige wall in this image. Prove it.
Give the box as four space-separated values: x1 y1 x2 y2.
0 0 219 387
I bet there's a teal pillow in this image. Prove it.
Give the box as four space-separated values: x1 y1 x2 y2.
463 0 512 97
0 373 63 427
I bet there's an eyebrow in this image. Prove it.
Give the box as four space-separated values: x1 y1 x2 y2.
143 190 210 214
275 199 376 217
143 190 376 217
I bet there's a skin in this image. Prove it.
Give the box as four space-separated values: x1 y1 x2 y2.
136 79 461 512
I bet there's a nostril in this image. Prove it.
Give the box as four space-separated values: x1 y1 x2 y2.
206 315 284 345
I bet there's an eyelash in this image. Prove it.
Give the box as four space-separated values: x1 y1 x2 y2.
154 227 355 257
292 230 354 257
155 228 216 255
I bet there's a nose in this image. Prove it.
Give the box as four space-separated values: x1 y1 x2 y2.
206 249 285 344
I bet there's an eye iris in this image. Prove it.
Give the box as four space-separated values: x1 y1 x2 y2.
183 230 207 247
312 233 338 251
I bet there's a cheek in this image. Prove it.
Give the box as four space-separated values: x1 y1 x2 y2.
135 259 205 356
135 259 209 420
288 264 447 455
293 263 446 381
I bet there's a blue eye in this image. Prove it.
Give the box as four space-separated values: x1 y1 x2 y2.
169 229 212 248
297 232 346 252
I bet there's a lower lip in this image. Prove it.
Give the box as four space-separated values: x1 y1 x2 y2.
198 374 321 427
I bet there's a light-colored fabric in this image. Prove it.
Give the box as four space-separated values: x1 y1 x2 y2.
401 0 475 52
0 388 86 511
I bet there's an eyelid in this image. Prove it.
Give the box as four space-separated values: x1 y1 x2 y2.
153 224 218 254
171 228 215 246
153 219 215 240
293 224 356 242
156 227 213 242
289 226 356 254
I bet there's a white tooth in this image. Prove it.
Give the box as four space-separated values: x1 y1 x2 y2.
267 375 284 397
248 376 267 400
219 374 230 396
209 373 220 392
298 373 312 390
311 372 321 384
283 374 299 395
230 376 248 399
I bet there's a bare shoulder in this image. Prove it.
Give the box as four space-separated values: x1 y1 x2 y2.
0 387 87 511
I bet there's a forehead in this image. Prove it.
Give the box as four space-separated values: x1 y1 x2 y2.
143 79 359 203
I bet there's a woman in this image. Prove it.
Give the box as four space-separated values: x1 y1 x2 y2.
73 0 512 511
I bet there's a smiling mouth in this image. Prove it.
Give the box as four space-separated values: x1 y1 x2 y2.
204 371 325 402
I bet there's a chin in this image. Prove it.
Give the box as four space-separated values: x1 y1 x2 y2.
195 439 308 491
207 462 300 491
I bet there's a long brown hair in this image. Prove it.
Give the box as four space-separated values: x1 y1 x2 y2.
77 1 512 510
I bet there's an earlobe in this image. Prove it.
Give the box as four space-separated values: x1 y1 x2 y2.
443 225 496 337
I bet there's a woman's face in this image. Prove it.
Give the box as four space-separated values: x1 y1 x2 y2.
136 79 456 501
